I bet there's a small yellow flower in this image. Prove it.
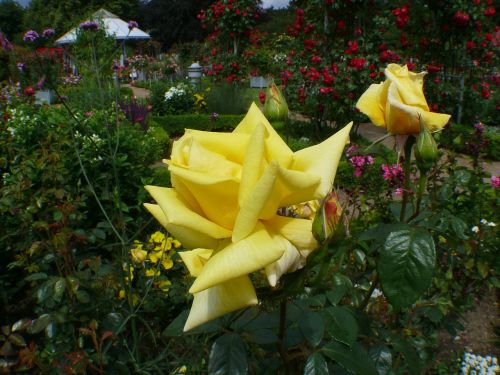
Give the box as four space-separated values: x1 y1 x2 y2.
130 248 148 264
124 265 134 283
118 290 126 299
157 280 172 292
130 293 139 306
145 268 160 277
172 239 182 249
161 256 174 270
174 365 187 374
150 231 165 243
149 249 164 264
159 237 173 251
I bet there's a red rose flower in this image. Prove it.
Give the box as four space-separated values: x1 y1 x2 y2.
484 7 496 16
427 63 442 73
259 91 266 104
304 39 316 50
345 40 359 54
319 87 334 96
452 11 470 26
311 55 322 64
24 86 35 96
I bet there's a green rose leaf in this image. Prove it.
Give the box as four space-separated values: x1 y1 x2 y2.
304 352 329 375
299 311 325 348
8 333 26 347
324 307 358 347
162 310 188 337
378 227 436 309
53 278 66 302
322 341 378 375
208 332 247 375
393 339 422 375
246 329 279 345
27 314 51 334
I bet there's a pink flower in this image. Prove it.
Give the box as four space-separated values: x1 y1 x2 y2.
491 176 500 189
345 144 359 158
381 163 404 182
394 188 404 197
349 155 375 177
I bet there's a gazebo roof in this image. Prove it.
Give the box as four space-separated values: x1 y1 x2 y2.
55 9 150 45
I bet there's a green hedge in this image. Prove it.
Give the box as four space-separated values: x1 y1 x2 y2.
151 114 285 137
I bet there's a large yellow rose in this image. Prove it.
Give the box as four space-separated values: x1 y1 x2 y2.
356 64 451 135
145 103 352 331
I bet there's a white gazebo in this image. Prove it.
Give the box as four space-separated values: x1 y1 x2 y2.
55 9 151 66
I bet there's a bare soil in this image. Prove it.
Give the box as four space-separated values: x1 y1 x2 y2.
437 289 499 359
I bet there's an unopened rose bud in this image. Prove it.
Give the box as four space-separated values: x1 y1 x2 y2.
264 82 288 121
312 192 343 244
414 120 438 172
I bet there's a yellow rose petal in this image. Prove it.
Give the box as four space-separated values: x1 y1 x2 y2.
234 102 293 167
386 83 450 134
144 203 219 249
291 122 353 198
178 137 242 179
355 82 389 127
234 162 321 242
173 129 249 165
179 248 213 277
190 225 284 293
419 110 452 133
238 121 267 206
264 234 301 287
385 64 428 110
168 165 240 230
146 186 231 238
264 215 318 252
274 167 321 207
232 161 282 241
184 275 258 331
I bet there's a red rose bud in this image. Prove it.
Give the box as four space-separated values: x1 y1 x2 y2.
312 192 344 244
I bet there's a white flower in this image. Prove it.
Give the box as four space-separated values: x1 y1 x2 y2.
471 226 479 233
487 222 496 227
480 219 488 224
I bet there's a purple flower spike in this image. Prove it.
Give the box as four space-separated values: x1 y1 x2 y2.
79 21 99 31
128 20 139 30
23 30 39 42
42 28 56 38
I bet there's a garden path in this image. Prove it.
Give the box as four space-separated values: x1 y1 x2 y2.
123 83 150 99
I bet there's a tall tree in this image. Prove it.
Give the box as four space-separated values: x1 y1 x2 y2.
137 0 211 50
0 0 25 39
23 0 140 37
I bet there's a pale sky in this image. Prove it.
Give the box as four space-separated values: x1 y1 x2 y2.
262 0 290 9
